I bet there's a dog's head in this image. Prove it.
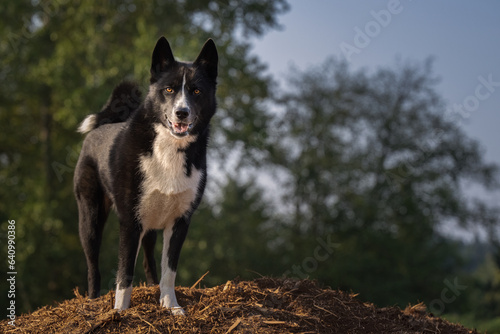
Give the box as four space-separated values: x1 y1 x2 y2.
148 37 218 139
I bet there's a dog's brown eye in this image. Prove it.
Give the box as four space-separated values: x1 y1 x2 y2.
164 87 174 94
193 89 201 95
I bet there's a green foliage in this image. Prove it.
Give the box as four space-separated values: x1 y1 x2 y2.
468 252 500 319
478 317 500 334
445 313 500 334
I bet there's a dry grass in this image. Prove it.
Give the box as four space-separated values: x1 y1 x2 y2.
1 277 477 334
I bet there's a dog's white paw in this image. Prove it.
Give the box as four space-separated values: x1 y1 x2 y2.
114 286 133 311
160 290 185 316
160 302 186 316
169 306 186 316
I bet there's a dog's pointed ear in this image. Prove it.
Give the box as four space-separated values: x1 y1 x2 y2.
151 37 175 79
194 39 218 81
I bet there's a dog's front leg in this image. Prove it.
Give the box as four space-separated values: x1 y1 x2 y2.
114 221 143 310
160 216 189 315
142 230 159 285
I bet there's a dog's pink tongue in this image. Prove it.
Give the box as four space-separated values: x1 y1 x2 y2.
173 122 189 133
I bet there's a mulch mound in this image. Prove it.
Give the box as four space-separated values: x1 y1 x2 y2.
1 277 477 334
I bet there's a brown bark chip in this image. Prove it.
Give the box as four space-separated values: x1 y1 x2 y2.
0 278 477 334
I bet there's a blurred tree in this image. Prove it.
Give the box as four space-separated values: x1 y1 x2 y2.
180 176 282 287
269 58 500 308
470 252 500 318
0 0 289 313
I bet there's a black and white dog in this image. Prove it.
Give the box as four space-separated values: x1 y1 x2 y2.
74 37 217 315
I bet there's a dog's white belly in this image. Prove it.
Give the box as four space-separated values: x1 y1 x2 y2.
137 124 201 230
139 188 197 230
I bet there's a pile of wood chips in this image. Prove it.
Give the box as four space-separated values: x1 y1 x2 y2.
1 277 477 333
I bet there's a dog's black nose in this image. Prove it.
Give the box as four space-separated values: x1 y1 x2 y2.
175 108 189 120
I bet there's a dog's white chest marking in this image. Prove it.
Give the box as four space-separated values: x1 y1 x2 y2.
138 124 201 230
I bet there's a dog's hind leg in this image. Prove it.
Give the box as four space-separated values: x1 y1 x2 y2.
159 216 190 315
142 230 159 285
114 219 143 310
75 172 110 299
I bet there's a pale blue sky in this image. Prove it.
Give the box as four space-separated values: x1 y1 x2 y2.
252 0 500 166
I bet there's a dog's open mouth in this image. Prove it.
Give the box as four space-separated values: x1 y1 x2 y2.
166 119 193 137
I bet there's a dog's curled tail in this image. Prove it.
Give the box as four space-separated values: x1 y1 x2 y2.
78 81 142 134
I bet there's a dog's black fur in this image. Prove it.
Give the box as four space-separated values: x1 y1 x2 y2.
74 37 217 314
